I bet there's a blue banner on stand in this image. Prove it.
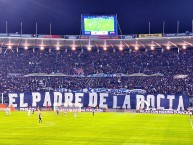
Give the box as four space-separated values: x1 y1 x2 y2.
8 92 189 110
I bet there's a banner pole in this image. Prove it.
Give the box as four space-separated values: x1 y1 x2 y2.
6 21 8 34
149 21 151 34
36 22 38 37
192 20 193 33
50 23 51 35
2 93 3 104
163 21 165 34
21 22 23 35
177 20 179 34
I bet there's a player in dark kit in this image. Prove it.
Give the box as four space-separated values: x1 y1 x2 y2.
32 108 35 114
92 108 95 116
189 111 192 120
56 109 59 115
39 113 42 123
188 107 192 119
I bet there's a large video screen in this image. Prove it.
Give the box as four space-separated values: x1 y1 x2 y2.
81 15 117 36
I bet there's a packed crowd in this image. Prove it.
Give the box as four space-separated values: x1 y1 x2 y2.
0 48 193 96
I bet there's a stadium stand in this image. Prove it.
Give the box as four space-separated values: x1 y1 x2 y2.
0 47 192 96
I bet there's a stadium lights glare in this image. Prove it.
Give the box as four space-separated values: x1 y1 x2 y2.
24 46 28 50
72 46 76 51
56 46 60 50
103 46 107 51
166 46 170 50
182 45 187 49
134 46 139 51
8 45 12 49
40 46 44 50
87 46 92 51
150 46 155 50
119 46 123 51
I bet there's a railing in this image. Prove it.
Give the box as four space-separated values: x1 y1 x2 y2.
0 32 193 39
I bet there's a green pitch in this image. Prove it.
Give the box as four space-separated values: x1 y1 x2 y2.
0 111 193 145
84 19 114 31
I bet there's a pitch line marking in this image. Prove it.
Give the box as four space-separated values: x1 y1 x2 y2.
190 118 193 130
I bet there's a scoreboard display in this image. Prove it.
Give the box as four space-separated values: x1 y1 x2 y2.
81 15 117 36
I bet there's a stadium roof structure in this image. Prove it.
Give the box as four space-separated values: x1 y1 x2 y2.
0 35 193 51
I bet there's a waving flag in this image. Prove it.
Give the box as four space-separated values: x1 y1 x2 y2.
74 68 84 75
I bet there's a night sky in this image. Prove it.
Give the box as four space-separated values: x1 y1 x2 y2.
0 0 193 35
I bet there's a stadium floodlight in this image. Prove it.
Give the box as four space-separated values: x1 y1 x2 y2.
150 46 155 50
103 46 107 51
56 46 60 50
166 45 170 50
134 46 139 51
8 45 12 49
119 46 123 51
72 46 76 51
182 45 187 49
40 46 44 50
24 46 28 50
87 46 92 51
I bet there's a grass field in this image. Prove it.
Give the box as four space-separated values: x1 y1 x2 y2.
0 111 193 145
